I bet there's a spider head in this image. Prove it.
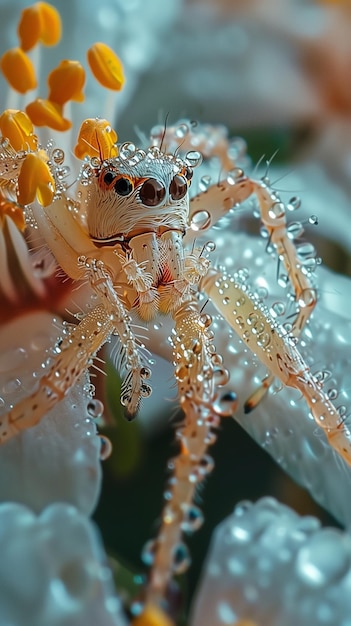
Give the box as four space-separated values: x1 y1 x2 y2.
82 144 195 244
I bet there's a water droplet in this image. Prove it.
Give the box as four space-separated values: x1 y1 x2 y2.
172 542 191 574
268 202 285 220
213 367 230 386
140 367 151 379
314 370 331 383
277 274 289 288
119 142 136 159
234 500 252 517
296 529 351 587
298 288 317 308
52 148 65 164
337 405 347 419
185 150 202 168
190 210 211 231
297 242 316 261
175 123 189 139
181 504 204 532
204 431 217 446
204 241 216 253
200 313 212 328
213 391 238 416
90 156 101 168
99 435 112 460
256 286 268 300
235 296 246 307
87 398 104 419
138 383 151 398
227 168 244 184
199 175 212 191
141 539 157 566
287 196 301 211
327 388 338 401
271 301 286 316
309 214 318 225
198 454 215 477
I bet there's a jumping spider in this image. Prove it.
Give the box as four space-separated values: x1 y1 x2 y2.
0 114 350 607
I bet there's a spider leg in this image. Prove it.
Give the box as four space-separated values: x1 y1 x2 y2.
186 173 317 408
0 255 151 442
200 267 351 466
0 304 113 443
79 256 151 417
145 298 236 605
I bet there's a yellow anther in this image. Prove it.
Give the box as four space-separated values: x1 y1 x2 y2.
87 42 125 91
17 2 61 52
74 118 118 160
48 60 85 105
130 604 175 626
26 99 71 132
0 196 26 231
0 109 38 152
0 48 37 94
17 151 55 207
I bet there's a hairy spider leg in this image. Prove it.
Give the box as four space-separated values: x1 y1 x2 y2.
200 268 351 466
145 296 233 606
185 173 317 409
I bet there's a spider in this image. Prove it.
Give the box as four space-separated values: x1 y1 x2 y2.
0 2 351 618
0 111 350 608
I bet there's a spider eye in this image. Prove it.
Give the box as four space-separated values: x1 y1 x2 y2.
139 178 166 207
170 174 188 201
114 177 133 196
103 171 115 185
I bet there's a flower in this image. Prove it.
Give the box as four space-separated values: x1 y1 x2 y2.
1 2 351 625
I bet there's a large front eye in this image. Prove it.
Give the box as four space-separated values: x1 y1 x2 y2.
103 171 115 185
139 178 166 207
114 176 134 196
170 174 188 201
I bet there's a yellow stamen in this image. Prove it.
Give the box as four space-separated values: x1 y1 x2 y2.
48 60 85 105
0 109 38 152
0 196 26 231
130 604 175 626
26 99 71 132
17 2 61 52
74 118 118 160
17 151 55 207
0 48 37 94
87 42 125 91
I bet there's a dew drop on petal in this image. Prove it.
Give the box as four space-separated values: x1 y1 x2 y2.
296 529 351 587
86 398 104 419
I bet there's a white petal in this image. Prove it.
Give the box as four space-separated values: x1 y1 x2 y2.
191 497 351 626
0 311 102 515
0 502 127 626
